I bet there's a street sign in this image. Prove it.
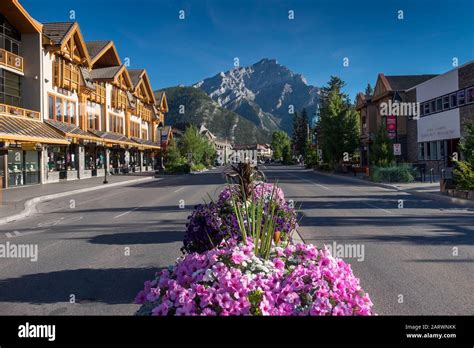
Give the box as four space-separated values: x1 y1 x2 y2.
393 143 402 156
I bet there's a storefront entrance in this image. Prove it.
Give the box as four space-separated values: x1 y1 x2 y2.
47 145 78 180
6 147 40 187
85 144 105 176
110 146 128 174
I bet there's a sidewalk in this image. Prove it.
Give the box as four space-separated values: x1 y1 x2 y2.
314 170 474 207
0 174 155 222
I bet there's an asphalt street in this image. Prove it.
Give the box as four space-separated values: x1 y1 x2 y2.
0 165 472 315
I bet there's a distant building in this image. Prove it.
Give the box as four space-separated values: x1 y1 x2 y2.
406 61 474 172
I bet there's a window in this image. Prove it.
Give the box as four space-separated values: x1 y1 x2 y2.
467 87 474 104
55 98 62 121
109 113 124 134
430 100 436 113
450 93 457 108
418 143 425 160
48 95 54 119
436 98 442 111
0 15 21 55
0 70 21 106
458 90 465 105
87 101 101 130
48 94 76 125
430 141 438 160
419 103 424 117
443 96 450 110
130 122 140 138
424 102 430 115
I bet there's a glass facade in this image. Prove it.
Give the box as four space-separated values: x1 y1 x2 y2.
0 70 21 106
0 14 21 55
6 148 40 187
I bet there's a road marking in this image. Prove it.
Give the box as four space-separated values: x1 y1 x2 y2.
286 173 333 191
361 201 393 214
5 229 49 239
174 187 185 193
114 206 142 218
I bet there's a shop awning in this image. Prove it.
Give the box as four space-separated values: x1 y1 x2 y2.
44 120 103 143
131 137 161 150
88 129 137 148
0 115 69 145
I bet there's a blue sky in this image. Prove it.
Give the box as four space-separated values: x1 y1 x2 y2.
23 0 473 100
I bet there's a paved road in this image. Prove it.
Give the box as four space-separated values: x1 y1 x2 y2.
0 165 472 315
264 165 474 315
0 171 226 315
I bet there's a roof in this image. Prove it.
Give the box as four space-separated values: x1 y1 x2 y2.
79 67 95 89
385 75 438 91
155 91 165 102
42 22 75 44
90 66 122 80
89 129 131 142
45 120 100 141
86 40 111 60
128 69 145 87
0 116 68 144
131 137 160 148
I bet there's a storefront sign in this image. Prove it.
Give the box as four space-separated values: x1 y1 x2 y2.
417 109 460 143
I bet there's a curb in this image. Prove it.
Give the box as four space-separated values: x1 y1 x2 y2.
0 177 155 225
313 170 474 208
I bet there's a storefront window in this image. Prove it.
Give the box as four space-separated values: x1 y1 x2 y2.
6 149 39 187
7 149 23 186
24 150 39 185
47 145 77 173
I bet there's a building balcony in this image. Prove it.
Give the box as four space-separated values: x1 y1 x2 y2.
0 48 24 74
0 103 40 120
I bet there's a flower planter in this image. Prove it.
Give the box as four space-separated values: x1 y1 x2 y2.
135 178 374 316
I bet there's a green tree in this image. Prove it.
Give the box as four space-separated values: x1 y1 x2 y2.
318 76 359 168
454 123 474 190
370 125 395 167
291 108 309 158
365 83 374 96
164 139 183 167
179 125 216 167
272 130 292 163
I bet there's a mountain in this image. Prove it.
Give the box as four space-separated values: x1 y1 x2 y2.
156 87 271 144
193 58 319 134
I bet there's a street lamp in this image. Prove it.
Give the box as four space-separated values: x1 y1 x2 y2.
156 124 165 175
103 149 108 184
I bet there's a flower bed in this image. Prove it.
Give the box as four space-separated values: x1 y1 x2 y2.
136 166 375 316
136 239 374 316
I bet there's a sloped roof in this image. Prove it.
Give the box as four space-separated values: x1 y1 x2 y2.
90 66 122 80
128 69 145 87
42 22 75 44
45 119 101 140
385 75 438 91
0 116 68 144
86 40 110 60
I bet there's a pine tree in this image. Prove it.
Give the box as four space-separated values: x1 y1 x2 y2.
318 77 359 168
370 125 394 167
365 83 374 97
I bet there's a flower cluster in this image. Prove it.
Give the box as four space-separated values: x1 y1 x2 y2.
182 202 239 254
182 183 298 254
136 240 374 316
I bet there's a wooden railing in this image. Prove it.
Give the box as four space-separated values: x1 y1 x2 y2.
53 58 80 91
0 48 23 73
90 83 106 104
137 103 152 122
112 88 127 110
0 103 40 120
